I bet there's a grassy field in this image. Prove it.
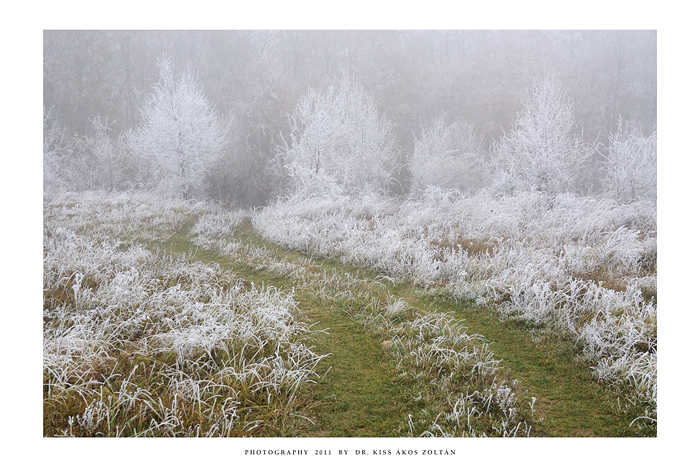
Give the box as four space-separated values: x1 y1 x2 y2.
43 192 655 437
190 219 652 437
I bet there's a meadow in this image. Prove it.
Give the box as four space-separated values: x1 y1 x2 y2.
43 189 656 437
255 187 657 432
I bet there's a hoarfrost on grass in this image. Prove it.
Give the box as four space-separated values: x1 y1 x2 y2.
254 188 657 424
44 195 325 437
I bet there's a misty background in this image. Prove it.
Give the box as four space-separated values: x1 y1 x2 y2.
43 30 656 205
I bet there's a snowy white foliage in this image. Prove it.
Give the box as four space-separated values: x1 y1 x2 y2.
411 116 487 194
604 124 657 203
191 210 246 238
43 107 73 198
44 110 140 200
283 77 400 194
491 77 597 195
129 58 226 200
69 117 131 191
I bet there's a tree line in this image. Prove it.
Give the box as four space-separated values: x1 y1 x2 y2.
43 30 656 205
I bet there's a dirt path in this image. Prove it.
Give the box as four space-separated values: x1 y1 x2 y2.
166 218 645 437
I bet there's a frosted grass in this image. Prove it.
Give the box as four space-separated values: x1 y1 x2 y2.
192 207 531 437
44 190 211 244
44 196 325 437
367 299 532 437
254 188 657 424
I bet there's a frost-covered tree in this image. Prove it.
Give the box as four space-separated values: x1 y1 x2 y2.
410 116 486 194
603 124 656 203
129 58 225 199
43 109 130 196
491 76 596 195
66 116 130 192
283 77 400 194
43 107 71 198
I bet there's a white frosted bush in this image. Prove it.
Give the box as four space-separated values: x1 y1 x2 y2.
411 117 487 194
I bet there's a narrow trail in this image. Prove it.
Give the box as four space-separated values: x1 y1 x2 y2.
297 309 407 436
406 293 628 436
166 218 641 437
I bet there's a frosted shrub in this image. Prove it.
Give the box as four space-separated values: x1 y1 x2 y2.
43 107 73 199
128 59 226 200
490 76 597 196
604 125 657 203
411 116 487 194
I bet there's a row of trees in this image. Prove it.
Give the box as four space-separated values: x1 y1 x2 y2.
411 77 656 203
44 30 656 204
44 58 656 204
44 31 657 140
282 73 656 202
